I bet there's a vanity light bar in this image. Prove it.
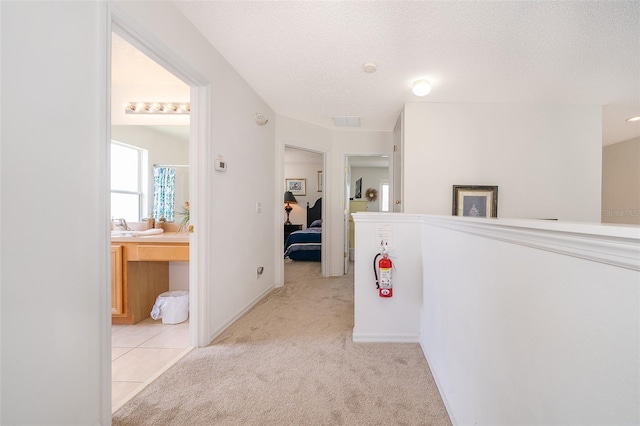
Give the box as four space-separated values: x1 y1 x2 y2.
124 102 190 114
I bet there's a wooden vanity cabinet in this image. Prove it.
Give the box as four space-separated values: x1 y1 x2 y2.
111 245 123 315
111 237 189 325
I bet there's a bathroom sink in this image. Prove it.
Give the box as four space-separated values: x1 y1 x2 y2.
111 229 164 237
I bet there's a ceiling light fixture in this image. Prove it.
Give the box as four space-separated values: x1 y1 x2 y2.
626 116 640 122
363 62 377 73
124 102 190 114
412 79 431 97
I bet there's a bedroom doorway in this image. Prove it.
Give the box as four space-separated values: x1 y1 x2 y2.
283 146 324 278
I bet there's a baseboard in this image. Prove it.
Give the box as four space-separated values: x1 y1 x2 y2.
206 285 274 344
419 339 458 426
352 330 420 343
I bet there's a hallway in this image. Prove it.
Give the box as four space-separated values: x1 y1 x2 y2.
112 260 450 425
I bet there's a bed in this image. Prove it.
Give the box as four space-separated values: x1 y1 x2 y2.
284 197 322 261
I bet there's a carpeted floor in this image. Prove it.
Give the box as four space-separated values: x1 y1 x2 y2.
112 260 451 425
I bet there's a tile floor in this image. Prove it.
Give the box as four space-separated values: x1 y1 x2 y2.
111 317 193 413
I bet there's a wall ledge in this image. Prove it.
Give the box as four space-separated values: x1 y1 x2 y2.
423 215 640 272
352 212 424 223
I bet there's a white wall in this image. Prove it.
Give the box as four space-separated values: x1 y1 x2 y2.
352 213 639 425
420 217 640 425
352 213 423 342
1 1 276 423
602 136 640 225
350 166 389 212
403 103 603 221
1 2 108 423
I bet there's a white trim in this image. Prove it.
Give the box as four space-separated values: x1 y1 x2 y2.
100 5 112 424
352 331 420 343
109 3 208 87
419 341 458 426
190 85 212 347
274 140 285 287
424 216 640 271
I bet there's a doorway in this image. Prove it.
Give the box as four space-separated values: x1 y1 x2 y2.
283 146 325 279
344 155 390 273
109 24 207 412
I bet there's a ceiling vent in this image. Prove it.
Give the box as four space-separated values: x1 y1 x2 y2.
332 116 361 127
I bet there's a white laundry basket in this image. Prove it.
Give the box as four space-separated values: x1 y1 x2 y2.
150 290 189 324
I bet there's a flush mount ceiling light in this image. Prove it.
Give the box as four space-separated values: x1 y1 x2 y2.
363 62 377 73
412 79 432 97
626 116 640 122
124 102 190 114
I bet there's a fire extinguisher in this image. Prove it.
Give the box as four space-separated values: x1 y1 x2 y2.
374 245 393 297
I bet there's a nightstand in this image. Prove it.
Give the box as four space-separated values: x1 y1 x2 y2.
284 224 302 242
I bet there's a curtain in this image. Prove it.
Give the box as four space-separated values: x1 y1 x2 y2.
153 167 176 221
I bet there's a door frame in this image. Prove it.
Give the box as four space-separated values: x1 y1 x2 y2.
105 4 212 422
343 153 392 274
277 144 327 285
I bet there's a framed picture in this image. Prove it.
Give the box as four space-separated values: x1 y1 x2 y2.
355 177 362 199
317 171 323 192
452 185 498 218
286 178 306 196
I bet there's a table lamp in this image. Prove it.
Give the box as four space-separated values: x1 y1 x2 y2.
284 191 298 224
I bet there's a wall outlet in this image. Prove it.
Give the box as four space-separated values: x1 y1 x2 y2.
256 201 262 213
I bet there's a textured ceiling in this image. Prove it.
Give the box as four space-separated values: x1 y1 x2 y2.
111 2 640 145
172 0 640 141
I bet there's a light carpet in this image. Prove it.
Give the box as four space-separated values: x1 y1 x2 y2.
112 260 451 425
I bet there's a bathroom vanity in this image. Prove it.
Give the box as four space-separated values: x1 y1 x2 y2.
111 232 189 325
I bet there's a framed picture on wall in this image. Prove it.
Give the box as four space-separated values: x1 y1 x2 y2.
317 171 323 192
452 185 498 218
355 177 362 199
286 178 306 196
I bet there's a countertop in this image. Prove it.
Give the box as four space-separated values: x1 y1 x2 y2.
111 231 190 244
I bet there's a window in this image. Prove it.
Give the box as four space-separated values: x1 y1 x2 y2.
111 142 146 221
380 180 389 212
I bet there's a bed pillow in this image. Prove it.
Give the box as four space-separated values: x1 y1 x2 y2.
309 219 322 228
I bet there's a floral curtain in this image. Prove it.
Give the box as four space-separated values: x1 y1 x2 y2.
153 167 176 221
